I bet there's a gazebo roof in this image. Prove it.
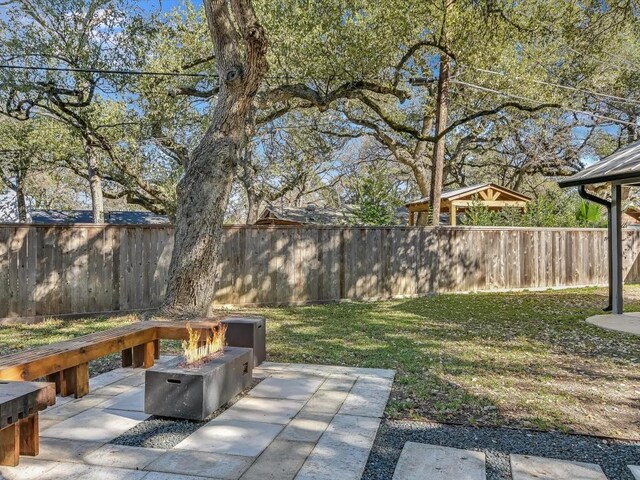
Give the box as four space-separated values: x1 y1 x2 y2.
405 183 531 207
558 140 640 187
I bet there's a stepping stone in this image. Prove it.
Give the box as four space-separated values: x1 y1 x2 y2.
295 414 381 480
38 437 104 463
240 439 315 480
144 473 213 480
628 465 640 480
83 443 164 469
248 376 324 401
217 397 305 424
40 408 149 442
279 412 334 442
0 458 60 480
299 389 349 416
101 388 145 412
511 454 607 480
338 376 393 418
392 443 486 480
175 418 283 456
145 449 253 478
41 394 111 421
319 374 356 392
45 462 148 479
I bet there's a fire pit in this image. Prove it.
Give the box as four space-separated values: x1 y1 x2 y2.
144 324 253 421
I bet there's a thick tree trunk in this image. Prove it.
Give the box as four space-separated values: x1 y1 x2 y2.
161 0 268 317
429 54 450 226
85 145 105 223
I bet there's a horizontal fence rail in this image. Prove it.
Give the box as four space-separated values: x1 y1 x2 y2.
1 224 639 319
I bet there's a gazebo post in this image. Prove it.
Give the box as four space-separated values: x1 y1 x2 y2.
611 184 623 314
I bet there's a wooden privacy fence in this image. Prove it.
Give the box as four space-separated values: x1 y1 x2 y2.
2 224 640 319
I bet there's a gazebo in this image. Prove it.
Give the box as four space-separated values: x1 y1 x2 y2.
559 140 640 333
405 183 531 226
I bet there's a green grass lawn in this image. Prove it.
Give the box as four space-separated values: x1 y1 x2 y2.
1 286 639 439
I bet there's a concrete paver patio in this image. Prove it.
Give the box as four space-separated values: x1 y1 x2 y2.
0 359 394 480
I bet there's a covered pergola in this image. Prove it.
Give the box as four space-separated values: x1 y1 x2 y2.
559 140 640 325
405 183 531 226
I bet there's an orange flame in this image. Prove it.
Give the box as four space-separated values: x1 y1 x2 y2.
182 323 227 364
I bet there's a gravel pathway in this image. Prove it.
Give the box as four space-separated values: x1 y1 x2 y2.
362 420 640 480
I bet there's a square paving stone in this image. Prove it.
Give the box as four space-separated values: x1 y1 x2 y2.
0 458 60 480
111 372 146 387
175 419 283 457
248 376 324 401
318 375 356 392
41 394 111 420
84 443 165 469
338 376 393 418
39 417 61 432
89 368 138 390
38 437 105 463
45 462 149 480
146 449 253 479
630 466 640 480
279 412 334 442
143 473 213 480
240 439 315 480
101 387 145 412
294 414 381 480
41 408 150 442
90 383 135 397
300 390 349 415
511 454 607 480
217 397 305 424
391 443 486 480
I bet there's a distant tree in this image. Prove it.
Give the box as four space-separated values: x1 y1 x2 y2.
464 188 605 228
344 163 404 225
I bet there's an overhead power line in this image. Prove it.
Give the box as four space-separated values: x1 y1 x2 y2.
466 66 640 107
0 64 213 78
452 79 639 128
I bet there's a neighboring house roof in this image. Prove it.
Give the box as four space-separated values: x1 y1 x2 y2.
255 204 357 226
405 183 531 206
29 210 170 225
558 140 640 187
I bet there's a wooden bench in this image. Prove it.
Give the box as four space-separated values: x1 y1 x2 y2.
0 381 56 466
0 321 220 399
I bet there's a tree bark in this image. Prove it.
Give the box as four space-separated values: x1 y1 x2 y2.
14 169 27 222
161 0 268 317
429 53 450 226
245 192 260 224
84 145 105 224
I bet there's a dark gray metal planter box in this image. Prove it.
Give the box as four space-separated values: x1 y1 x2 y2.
144 346 253 421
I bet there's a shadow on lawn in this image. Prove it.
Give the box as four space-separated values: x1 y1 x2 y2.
263 291 640 437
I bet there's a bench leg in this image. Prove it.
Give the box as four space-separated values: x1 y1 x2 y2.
0 424 19 466
143 342 155 368
122 348 133 368
60 366 77 397
74 363 89 398
19 414 38 456
153 339 160 360
132 345 145 368
46 372 62 395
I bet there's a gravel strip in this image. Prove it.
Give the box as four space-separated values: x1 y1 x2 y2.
362 420 640 480
109 378 262 449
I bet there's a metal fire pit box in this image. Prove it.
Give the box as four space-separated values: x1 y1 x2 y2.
221 316 266 367
144 346 252 421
